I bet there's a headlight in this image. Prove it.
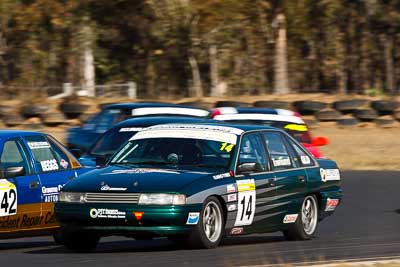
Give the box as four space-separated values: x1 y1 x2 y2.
59 192 86 203
139 194 186 205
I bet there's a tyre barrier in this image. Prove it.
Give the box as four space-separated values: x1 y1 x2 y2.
214 101 250 107
0 105 14 118
293 101 327 115
394 110 400 121
371 100 399 115
375 116 397 127
253 100 291 109
315 109 342 121
332 99 368 113
353 109 378 122
337 118 360 127
20 104 49 118
3 114 24 127
59 103 89 119
41 113 66 127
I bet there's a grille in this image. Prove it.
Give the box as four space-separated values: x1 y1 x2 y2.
85 193 140 204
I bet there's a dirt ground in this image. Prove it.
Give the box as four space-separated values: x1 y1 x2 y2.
314 125 400 170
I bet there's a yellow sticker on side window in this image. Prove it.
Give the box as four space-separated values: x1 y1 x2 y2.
220 142 235 152
284 124 308 132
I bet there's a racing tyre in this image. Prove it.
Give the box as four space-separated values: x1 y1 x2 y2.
63 231 100 252
283 195 318 241
187 196 224 249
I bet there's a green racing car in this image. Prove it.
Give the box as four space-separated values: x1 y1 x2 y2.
55 123 342 251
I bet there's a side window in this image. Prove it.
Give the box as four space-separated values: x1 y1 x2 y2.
238 133 268 173
0 139 30 174
47 137 72 170
25 135 60 173
286 137 315 167
263 132 294 171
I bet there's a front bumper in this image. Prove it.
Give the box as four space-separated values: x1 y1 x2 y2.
55 202 202 236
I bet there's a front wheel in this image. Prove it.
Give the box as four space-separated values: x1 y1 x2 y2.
188 196 224 249
284 195 318 241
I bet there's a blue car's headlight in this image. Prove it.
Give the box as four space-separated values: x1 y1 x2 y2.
138 194 186 205
59 192 86 203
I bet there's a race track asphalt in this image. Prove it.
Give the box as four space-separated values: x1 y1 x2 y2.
0 171 399 266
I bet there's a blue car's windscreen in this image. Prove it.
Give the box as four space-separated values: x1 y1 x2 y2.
110 138 235 170
89 130 137 156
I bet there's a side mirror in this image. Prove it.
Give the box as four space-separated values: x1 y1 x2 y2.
70 148 82 158
312 136 329 147
1 166 25 178
237 162 261 174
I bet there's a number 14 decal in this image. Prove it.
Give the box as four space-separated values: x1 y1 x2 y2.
235 191 256 226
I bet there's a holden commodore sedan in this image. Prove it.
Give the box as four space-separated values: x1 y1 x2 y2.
0 130 88 241
55 124 342 252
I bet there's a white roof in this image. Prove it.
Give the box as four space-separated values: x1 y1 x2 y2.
213 113 305 124
130 124 243 144
132 107 210 117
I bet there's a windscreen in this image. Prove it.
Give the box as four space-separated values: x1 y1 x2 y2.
89 129 138 156
110 137 235 171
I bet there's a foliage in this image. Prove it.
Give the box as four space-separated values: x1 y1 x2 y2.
0 0 399 96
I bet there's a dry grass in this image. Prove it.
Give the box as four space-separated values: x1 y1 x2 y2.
314 125 400 170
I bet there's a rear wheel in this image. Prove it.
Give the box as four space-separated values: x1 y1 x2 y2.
284 195 318 241
63 231 100 252
187 197 224 249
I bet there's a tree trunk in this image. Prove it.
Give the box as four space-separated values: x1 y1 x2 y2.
209 44 220 97
336 32 347 94
381 34 395 94
273 14 290 94
188 54 203 97
81 24 95 97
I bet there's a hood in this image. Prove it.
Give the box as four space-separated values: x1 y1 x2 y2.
63 165 214 193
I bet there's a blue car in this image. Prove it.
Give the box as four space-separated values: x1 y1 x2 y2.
0 130 89 240
79 116 213 167
67 102 210 153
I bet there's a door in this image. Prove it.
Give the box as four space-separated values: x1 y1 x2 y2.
234 132 276 233
0 138 42 234
262 131 308 226
24 135 77 229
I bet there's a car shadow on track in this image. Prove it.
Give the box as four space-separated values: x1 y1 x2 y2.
0 241 55 251
24 235 285 254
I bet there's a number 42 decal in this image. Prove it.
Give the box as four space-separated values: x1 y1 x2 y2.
235 179 256 226
0 180 17 217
